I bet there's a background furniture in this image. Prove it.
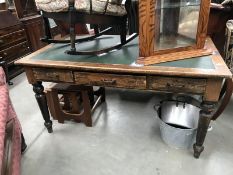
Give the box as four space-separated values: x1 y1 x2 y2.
46 84 105 127
0 1 7 10
0 10 30 84
207 3 233 57
13 0 46 52
16 35 232 158
37 0 137 55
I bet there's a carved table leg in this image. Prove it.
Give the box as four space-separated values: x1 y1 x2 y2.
33 82 53 133
193 102 215 158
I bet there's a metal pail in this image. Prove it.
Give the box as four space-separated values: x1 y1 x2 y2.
156 101 200 149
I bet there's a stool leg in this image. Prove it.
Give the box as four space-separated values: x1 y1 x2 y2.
63 94 71 111
51 90 65 124
88 87 95 107
70 92 81 113
81 91 92 127
46 90 57 120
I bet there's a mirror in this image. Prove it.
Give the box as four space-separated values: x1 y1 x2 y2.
154 0 201 51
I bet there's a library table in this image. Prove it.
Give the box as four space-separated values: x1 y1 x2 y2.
16 36 232 158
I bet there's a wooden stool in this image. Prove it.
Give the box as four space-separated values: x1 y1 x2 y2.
46 84 105 127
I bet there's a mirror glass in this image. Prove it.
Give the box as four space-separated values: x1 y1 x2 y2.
154 0 201 51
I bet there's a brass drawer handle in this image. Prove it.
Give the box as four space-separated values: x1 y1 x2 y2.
166 83 185 88
46 73 59 79
101 79 116 85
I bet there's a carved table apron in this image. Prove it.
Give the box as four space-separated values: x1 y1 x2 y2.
15 35 232 158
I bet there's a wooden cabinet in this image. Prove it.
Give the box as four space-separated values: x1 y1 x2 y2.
13 0 46 52
20 15 46 52
0 10 30 83
207 3 233 57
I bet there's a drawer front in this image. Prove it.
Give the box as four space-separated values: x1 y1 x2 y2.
33 68 74 83
148 76 206 94
0 41 30 64
0 30 27 49
74 72 146 89
0 25 22 36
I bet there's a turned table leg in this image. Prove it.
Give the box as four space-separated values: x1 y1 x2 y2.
193 103 215 158
33 82 53 133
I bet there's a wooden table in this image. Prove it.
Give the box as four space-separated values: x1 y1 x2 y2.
16 35 232 158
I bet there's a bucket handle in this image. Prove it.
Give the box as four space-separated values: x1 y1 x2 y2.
158 95 206 110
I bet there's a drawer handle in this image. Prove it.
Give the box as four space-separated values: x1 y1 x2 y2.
101 79 116 85
46 73 59 79
166 83 185 88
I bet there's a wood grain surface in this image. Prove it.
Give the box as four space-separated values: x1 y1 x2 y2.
148 76 207 94
139 0 155 57
139 0 211 57
196 0 211 48
137 48 213 65
74 72 147 89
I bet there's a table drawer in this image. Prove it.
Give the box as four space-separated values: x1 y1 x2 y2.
33 68 74 83
0 30 27 50
148 76 206 94
74 72 146 89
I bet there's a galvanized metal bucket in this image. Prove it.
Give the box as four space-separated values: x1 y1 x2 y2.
156 101 200 149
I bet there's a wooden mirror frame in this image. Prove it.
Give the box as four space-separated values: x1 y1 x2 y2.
139 0 211 59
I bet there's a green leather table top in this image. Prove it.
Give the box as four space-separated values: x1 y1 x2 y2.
32 35 215 70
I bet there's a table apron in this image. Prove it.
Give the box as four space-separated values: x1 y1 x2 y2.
27 68 222 98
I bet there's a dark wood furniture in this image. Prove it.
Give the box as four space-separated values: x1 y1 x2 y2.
207 3 233 57
0 10 30 84
13 0 46 52
20 15 46 52
0 2 7 10
40 0 137 55
16 35 232 158
46 84 104 126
